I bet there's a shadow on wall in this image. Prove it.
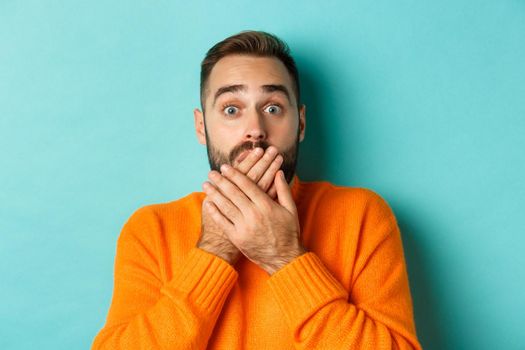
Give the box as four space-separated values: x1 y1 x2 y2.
396 210 450 350
295 54 330 182
294 51 361 185
295 52 448 350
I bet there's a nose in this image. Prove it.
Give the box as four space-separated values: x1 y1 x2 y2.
244 110 267 142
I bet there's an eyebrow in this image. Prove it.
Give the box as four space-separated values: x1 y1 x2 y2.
212 84 292 106
213 84 246 106
261 84 291 104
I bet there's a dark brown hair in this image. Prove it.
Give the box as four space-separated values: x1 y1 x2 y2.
200 30 300 111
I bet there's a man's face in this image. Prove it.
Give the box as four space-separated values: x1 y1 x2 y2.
194 55 306 184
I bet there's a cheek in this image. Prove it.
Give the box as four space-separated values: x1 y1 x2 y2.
206 122 243 149
269 119 299 144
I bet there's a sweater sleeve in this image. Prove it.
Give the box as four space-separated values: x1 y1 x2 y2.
92 207 238 350
267 195 422 350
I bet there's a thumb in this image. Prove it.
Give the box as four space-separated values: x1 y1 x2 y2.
275 170 296 213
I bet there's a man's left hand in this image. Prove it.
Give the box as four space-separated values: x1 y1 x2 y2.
202 165 306 275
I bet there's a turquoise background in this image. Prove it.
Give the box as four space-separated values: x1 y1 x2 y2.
1 1 524 349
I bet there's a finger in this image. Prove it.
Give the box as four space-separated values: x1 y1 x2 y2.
267 183 277 199
275 170 296 213
204 200 235 232
202 197 230 224
202 180 243 223
246 146 279 184
257 154 283 192
236 147 264 174
220 164 270 208
208 170 253 214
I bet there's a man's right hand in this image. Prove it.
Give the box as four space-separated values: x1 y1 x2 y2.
197 146 284 265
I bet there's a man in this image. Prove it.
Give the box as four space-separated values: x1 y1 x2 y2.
92 31 422 349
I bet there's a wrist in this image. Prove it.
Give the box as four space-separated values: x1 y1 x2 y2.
197 240 239 265
264 245 307 275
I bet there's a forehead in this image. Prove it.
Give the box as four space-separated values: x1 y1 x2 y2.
207 55 294 97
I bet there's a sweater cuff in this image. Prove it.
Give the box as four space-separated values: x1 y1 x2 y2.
267 252 348 325
161 247 238 316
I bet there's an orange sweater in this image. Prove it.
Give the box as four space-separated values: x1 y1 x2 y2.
92 176 422 349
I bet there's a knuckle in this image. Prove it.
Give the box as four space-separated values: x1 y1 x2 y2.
238 174 250 187
225 205 237 218
257 178 268 188
214 175 225 184
210 209 221 220
209 179 221 190
260 200 273 213
207 186 219 197
246 207 260 222
269 161 281 171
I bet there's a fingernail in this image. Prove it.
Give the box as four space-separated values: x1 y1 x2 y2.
221 164 232 174
267 146 277 156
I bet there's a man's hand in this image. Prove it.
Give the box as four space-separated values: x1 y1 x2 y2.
197 147 284 265
203 166 306 275
198 196 241 264
235 146 282 200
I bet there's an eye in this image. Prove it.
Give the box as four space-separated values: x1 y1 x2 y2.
264 104 282 115
223 105 239 116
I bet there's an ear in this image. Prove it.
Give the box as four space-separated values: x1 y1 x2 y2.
298 104 306 142
194 108 207 145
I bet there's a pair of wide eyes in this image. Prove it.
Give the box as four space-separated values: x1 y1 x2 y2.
223 105 282 116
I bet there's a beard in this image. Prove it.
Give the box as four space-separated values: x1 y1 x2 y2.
204 127 300 184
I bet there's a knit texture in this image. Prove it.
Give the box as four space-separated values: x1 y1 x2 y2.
92 176 422 349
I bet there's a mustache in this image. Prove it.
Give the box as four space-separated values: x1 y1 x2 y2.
228 140 271 164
